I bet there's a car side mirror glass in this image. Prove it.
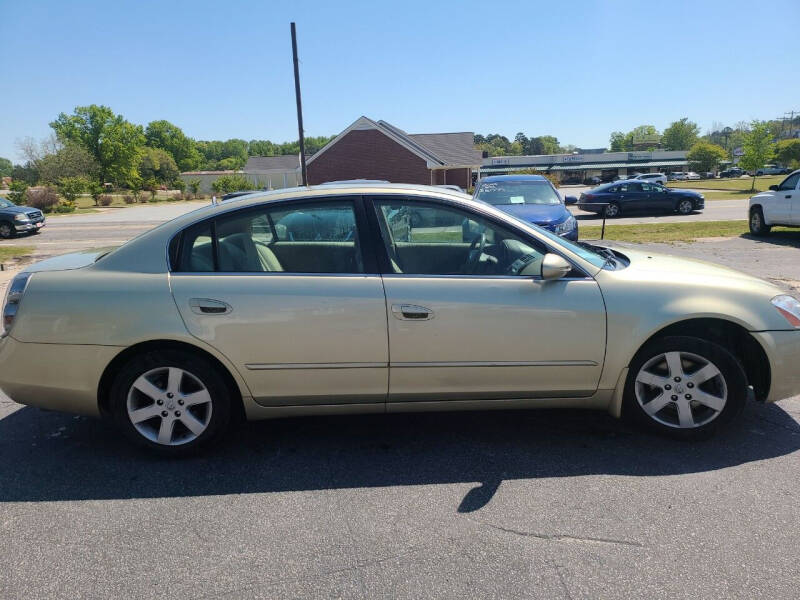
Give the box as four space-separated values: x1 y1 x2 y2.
540 253 572 280
769 185 778 191
564 195 578 205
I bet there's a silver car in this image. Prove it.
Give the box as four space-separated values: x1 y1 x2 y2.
1 183 799 455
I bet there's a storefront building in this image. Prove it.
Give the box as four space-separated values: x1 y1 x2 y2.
478 150 689 184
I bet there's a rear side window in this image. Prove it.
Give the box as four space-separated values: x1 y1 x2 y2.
173 201 364 274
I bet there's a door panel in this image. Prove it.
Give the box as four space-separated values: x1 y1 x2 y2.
171 274 388 405
382 276 606 400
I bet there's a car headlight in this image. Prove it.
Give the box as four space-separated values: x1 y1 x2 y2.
554 215 577 234
14 214 30 222
771 295 800 328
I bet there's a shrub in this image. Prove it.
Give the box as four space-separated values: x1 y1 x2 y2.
188 179 201 197
55 200 76 213
25 186 60 212
211 174 251 194
98 194 113 207
58 176 90 203
88 181 104 206
122 194 135 204
173 178 186 192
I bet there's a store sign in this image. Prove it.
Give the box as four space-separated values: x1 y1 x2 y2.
628 152 652 161
562 155 584 162
491 158 510 165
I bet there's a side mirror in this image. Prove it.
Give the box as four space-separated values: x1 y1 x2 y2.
564 195 578 205
769 185 778 191
541 253 572 280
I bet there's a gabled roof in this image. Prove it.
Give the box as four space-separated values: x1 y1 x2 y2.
244 155 300 173
307 116 481 168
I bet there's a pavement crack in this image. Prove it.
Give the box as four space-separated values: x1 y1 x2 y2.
475 519 644 548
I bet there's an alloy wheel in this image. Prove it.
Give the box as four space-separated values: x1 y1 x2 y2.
750 211 761 230
126 366 213 445
605 203 619 217
678 200 693 214
634 351 727 429
0 223 12 238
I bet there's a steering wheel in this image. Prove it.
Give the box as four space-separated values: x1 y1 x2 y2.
464 232 487 273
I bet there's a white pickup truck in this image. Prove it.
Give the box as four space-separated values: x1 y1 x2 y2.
748 170 800 235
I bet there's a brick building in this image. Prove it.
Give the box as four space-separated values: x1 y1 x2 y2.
307 116 482 189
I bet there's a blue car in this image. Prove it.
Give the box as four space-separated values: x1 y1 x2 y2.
473 175 578 241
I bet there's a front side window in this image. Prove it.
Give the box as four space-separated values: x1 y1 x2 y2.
778 173 799 191
175 200 363 273
374 199 548 276
475 180 562 206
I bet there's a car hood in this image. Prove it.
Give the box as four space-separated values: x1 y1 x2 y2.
22 247 118 273
0 204 39 215
492 203 570 224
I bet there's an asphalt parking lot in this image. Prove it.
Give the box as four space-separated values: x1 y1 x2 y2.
1 206 799 599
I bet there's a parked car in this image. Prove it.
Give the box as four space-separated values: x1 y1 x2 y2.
634 173 667 186
748 170 800 236
473 175 578 240
2 182 798 454
701 172 716 180
685 172 701 180
434 184 466 193
720 167 748 178
755 165 791 176
668 172 688 181
584 176 602 185
0 196 46 239
578 181 704 217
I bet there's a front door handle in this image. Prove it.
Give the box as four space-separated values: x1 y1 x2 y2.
786 195 792 199
189 298 232 315
391 304 434 321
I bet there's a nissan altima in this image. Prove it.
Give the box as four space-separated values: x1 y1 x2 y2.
1 183 799 455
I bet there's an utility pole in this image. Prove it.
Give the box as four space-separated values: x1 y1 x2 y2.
786 111 798 139
291 22 308 186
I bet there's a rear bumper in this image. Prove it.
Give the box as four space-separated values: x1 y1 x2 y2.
0 336 119 416
750 330 800 403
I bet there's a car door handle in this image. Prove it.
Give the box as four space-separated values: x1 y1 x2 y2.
786 195 792 199
391 304 434 321
189 298 232 315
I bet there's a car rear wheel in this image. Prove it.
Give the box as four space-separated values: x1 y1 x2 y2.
677 199 694 215
749 207 771 236
0 221 15 239
623 336 746 438
110 349 232 455
604 202 621 218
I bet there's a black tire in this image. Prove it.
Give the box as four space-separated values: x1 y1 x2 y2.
623 335 747 439
604 202 621 218
749 207 771 236
676 198 694 215
109 349 233 456
0 221 15 239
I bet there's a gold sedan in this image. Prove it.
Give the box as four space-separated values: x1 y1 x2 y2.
1 184 799 455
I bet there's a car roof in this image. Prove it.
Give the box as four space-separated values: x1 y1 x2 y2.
478 174 548 182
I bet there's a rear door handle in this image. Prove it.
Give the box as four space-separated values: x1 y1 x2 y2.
391 304 434 321
189 298 232 315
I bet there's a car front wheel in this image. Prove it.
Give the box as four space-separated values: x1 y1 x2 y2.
110 349 233 455
749 207 771 236
677 199 694 215
623 336 746 438
0 221 15 239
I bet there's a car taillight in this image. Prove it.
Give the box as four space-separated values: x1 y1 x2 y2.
2 272 31 337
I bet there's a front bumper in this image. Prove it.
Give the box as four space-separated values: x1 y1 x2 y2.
0 336 119 416
751 330 800 403
15 220 45 233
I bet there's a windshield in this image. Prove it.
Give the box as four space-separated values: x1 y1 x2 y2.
475 180 562 206
0 197 13 208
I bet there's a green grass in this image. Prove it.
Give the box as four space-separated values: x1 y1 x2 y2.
580 220 799 243
667 175 782 192
0 245 34 262
701 190 756 201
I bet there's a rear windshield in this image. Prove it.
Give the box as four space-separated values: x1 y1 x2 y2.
475 180 562 206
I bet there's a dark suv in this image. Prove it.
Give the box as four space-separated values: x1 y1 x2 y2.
0 196 46 238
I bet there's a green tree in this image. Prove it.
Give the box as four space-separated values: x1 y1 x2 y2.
11 162 39 185
211 174 251 194
0 157 12 178
7 180 28 204
138 147 179 185
661 118 700 150
57 176 90 202
686 142 727 173
739 121 775 191
37 143 99 184
188 179 201 197
775 139 800 168
609 131 630 152
50 105 145 185
145 120 202 171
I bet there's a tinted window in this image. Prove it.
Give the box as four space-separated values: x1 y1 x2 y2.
778 173 800 191
175 201 364 273
374 199 548 276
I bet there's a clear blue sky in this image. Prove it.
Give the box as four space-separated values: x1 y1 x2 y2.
2 0 798 161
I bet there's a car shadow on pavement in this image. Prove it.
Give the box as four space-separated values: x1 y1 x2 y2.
0 401 797 511
740 231 800 248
